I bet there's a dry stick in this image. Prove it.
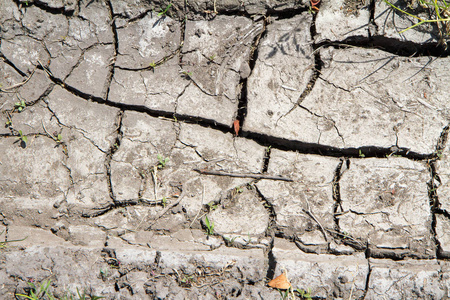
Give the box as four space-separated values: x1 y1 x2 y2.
302 195 328 242
0 67 36 92
193 169 293 182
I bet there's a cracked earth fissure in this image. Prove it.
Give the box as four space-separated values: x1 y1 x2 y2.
13 0 75 16
41 68 437 161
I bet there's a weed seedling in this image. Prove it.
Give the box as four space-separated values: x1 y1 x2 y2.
181 70 192 79
15 99 26 112
206 201 218 212
296 287 312 299
17 130 28 144
157 154 169 169
15 279 53 300
157 3 172 17
204 215 214 235
358 149 365 158
162 196 167 208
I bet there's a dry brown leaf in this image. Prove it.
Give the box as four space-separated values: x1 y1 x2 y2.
268 272 292 290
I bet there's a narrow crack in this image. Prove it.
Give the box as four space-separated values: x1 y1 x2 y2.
105 110 124 204
13 0 75 16
103 0 119 101
235 18 267 133
363 259 372 298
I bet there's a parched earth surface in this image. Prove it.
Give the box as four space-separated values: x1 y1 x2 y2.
1 0 450 299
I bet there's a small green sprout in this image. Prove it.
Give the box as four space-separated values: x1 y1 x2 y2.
358 149 365 158
162 196 167 208
15 279 53 300
204 215 214 235
149 61 157 68
157 3 172 17
15 100 26 112
18 130 28 144
157 154 169 169
206 201 218 212
5 120 12 127
296 287 312 299
181 70 192 78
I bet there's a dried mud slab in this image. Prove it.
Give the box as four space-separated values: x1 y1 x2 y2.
315 0 371 42
257 149 341 253
339 157 433 258
244 13 315 137
272 238 368 299
367 258 446 299
374 0 441 44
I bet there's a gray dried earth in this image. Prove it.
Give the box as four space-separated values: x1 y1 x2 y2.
1 0 450 299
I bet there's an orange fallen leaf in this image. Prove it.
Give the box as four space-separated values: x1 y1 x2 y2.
233 120 240 136
268 272 292 290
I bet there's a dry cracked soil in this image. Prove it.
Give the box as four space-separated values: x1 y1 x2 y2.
1 0 450 299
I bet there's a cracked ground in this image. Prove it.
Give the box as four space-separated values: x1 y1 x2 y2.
1 0 450 299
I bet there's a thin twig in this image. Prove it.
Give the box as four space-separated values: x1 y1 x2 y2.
151 166 158 200
0 67 36 92
193 169 293 182
302 194 328 242
189 182 205 228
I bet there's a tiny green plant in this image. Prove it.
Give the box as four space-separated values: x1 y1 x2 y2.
157 3 172 17
18 130 28 144
383 0 450 47
204 215 214 235
0 231 27 248
15 99 26 112
181 70 192 78
358 149 365 158
162 196 167 208
206 201 218 212
224 235 238 244
100 267 109 279
149 61 157 68
157 154 169 169
235 186 244 193
296 287 312 299
15 279 54 300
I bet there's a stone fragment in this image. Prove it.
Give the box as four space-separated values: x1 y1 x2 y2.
272 238 368 299
339 157 433 257
367 258 445 299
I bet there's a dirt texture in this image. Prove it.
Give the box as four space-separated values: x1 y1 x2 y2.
1 0 450 299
